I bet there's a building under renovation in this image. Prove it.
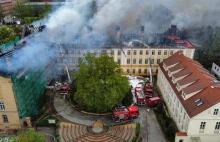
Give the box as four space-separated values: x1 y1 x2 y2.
0 39 54 131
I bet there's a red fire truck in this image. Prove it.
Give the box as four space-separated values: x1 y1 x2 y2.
135 87 146 106
60 84 69 95
112 105 139 122
147 97 163 107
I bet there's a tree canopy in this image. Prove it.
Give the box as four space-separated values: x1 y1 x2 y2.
74 53 130 113
0 25 16 44
3 129 45 142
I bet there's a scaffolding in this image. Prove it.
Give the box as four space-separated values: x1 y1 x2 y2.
11 68 47 119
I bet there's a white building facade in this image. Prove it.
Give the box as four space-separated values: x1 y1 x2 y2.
157 52 220 142
211 59 220 79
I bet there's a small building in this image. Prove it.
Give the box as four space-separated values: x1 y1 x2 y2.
211 57 220 79
157 52 220 142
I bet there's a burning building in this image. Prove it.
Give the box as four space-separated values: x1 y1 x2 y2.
55 25 195 76
0 37 54 131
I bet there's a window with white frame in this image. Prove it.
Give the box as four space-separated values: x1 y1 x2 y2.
200 122 206 130
178 117 180 123
0 102 5 110
2 115 8 123
180 107 182 113
183 112 186 119
213 109 219 115
215 122 220 130
172 76 175 82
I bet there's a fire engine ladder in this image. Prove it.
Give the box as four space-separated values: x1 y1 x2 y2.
58 44 72 84
130 39 153 84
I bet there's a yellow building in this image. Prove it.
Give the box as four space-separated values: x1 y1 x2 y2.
0 76 21 131
56 45 195 76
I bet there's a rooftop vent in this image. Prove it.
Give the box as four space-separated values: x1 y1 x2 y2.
194 98 201 103
196 101 203 107
213 80 219 84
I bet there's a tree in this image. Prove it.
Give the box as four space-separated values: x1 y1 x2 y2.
0 25 16 44
0 5 4 21
7 129 45 142
74 53 130 113
13 0 34 20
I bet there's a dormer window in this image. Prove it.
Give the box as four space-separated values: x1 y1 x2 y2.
172 76 175 83
176 83 180 90
163 63 167 71
168 71 171 76
182 91 186 98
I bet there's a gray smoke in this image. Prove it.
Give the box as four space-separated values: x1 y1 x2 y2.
1 0 220 73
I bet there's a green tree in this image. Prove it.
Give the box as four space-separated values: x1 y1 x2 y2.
0 25 16 44
13 0 34 20
74 53 130 113
5 129 45 142
0 5 4 21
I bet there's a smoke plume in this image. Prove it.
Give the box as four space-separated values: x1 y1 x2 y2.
1 0 220 73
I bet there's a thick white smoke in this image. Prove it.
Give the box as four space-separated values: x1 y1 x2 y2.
1 0 220 73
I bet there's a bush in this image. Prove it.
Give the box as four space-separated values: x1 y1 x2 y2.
136 123 140 137
132 136 137 142
122 89 133 106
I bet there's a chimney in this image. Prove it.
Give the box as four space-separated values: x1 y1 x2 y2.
141 26 145 43
115 25 120 43
171 25 177 36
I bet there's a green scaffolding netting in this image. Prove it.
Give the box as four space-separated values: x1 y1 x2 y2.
11 68 47 119
0 37 20 53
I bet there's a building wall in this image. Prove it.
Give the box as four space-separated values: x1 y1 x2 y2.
56 46 195 76
158 65 220 142
0 76 21 130
0 0 16 15
211 63 220 78
157 67 190 132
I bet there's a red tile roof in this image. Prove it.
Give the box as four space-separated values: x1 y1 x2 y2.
176 132 187 136
160 52 220 118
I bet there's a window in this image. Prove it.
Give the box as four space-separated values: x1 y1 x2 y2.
214 109 219 115
151 59 154 64
146 50 149 55
158 50 161 55
139 59 142 64
133 69 135 73
111 50 114 55
0 102 5 110
118 59 121 64
133 59 136 64
133 50 137 55
178 117 180 123
145 59 148 64
164 50 167 55
152 50 155 55
157 59 160 64
127 59 130 64
127 50 130 55
156 69 158 73
101 50 106 54
138 69 141 73
127 69 130 73
215 122 220 130
180 107 182 113
183 112 186 119
2 115 8 123
144 69 147 73
140 50 143 55
118 50 121 55
77 50 81 54
170 50 174 55
200 122 206 130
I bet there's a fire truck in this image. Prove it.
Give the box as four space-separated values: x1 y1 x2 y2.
135 87 146 106
112 105 139 122
60 84 69 95
145 82 153 98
